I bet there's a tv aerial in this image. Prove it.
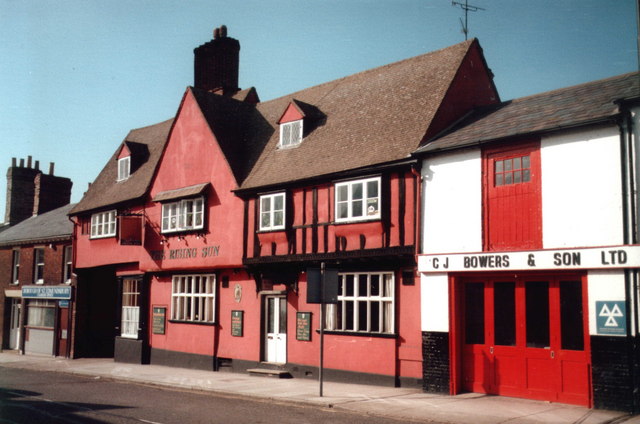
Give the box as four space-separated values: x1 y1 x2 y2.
452 0 485 40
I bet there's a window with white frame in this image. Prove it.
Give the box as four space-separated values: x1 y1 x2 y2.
259 192 285 231
279 120 303 148
324 272 394 334
335 177 381 222
117 156 131 181
27 299 55 328
11 249 20 284
33 248 45 284
90 210 117 238
161 197 204 233
171 274 216 323
63 245 73 284
121 278 140 338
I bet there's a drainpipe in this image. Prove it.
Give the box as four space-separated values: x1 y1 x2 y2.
619 106 639 412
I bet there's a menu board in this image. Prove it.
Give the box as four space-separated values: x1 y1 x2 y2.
296 312 312 341
152 306 166 335
231 310 244 337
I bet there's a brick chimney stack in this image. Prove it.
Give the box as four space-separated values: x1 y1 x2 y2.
4 157 72 226
193 25 240 95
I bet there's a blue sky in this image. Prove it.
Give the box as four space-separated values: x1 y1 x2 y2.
0 0 637 220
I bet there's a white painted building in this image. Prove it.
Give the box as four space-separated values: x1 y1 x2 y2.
415 72 640 412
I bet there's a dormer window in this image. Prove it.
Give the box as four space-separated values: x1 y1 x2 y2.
278 101 308 149
118 156 131 181
279 120 303 148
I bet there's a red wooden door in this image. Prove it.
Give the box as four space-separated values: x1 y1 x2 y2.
484 142 542 251
460 276 590 406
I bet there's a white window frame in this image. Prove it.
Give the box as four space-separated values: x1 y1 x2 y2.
279 120 303 148
63 245 73 284
33 248 45 284
117 156 131 181
27 299 55 328
161 197 205 233
171 274 216 323
90 210 118 239
121 278 140 338
11 249 20 285
325 271 395 334
259 192 286 231
335 177 381 222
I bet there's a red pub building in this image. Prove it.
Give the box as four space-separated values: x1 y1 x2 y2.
69 27 499 387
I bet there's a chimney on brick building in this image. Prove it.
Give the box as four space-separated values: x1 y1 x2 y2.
193 25 240 95
4 157 72 226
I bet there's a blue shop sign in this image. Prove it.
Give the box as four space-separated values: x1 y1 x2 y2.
22 285 72 300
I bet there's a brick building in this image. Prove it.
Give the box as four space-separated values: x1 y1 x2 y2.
0 157 75 357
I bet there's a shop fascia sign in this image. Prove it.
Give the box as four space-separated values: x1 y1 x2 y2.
418 245 640 273
22 285 72 299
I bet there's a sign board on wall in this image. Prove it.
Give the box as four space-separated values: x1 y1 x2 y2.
231 310 243 337
22 285 72 299
418 245 640 273
296 312 312 341
152 307 166 335
596 301 627 336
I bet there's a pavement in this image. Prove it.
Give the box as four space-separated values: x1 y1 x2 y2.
0 351 638 424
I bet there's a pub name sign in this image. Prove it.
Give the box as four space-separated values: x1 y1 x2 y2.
418 245 640 273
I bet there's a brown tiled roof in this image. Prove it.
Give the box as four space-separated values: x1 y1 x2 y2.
239 39 478 191
191 88 272 185
69 119 174 215
417 72 640 154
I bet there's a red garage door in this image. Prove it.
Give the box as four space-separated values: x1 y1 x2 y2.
459 274 591 407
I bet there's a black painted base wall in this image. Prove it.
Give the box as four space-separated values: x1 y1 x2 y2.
114 337 149 364
149 348 421 388
422 331 450 393
591 335 637 412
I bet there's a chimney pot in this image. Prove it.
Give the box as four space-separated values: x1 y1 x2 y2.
27 156 32 168
49 162 55 175
11 157 16 167
35 160 40 171
220 25 227 37
214 27 220 39
19 158 24 167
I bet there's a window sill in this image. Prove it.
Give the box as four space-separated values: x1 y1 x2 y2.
90 235 117 240
256 227 286 234
317 330 397 339
168 320 216 326
333 217 381 226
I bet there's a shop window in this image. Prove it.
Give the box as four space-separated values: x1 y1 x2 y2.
259 192 285 231
63 246 73 284
560 280 584 350
335 177 381 222
11 249 20 285
171 274 216 323
27 300 55 328
325 272 394 334
494 282 516 346
117 156 131 181
526 281 550 348
484 142 541 251
279 120 303 148
121 278 140 338
464 282 484 344
90 210 117 239
33 248 45 284
161 197 204 233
